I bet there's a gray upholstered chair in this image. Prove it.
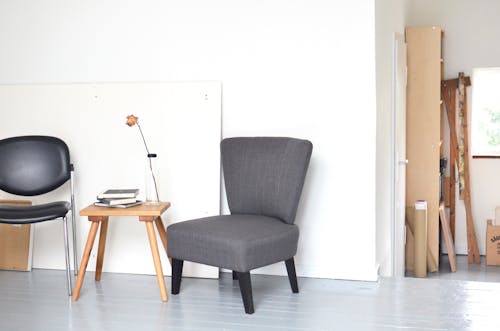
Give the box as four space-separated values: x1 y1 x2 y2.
167 137 312 314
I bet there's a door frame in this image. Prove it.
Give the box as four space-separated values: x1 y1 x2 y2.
391 32 407 277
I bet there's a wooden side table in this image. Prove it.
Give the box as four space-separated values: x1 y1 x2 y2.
72 202 171 302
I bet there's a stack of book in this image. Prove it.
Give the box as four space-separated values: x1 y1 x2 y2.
94 189 142 208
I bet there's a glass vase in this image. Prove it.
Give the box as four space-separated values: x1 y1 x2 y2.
145 153 160 205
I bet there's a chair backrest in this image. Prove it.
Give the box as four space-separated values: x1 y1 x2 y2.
221 137 312 224
0 136 71 196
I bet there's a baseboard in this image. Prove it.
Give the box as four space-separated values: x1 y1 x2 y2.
226 262 380 281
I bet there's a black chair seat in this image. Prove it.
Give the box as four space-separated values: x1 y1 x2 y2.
0 201 70 224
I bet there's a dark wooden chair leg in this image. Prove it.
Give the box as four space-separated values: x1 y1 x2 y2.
236 271 254 314
171 259 184 295
232 271 238 280
285 258 299 293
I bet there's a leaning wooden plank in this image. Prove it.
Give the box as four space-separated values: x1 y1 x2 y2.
458 74 466 200
448 90 457 241
441 82 458 240
439 202 457 272
441 82 460 165
0 200 33 271
458 72 481 264
443 177 451 207
406 26 442 272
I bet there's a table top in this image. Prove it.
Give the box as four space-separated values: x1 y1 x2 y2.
80 202 171 217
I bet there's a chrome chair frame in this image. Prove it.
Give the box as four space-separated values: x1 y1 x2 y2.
70 165 78 276
0 135 79 296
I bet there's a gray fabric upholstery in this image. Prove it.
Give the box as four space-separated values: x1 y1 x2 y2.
221 137 312 224
167 215 299 271
167 137 312 272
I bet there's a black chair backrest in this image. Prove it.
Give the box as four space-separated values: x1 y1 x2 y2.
0 136 71 196
221 137 312 224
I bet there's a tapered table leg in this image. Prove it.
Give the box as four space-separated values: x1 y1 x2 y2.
154 216 172 265
76 202 172 302
72 219 101 301
143 218 168 302
95 217 109 281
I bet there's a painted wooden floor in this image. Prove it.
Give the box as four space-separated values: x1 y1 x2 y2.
0 256 499 331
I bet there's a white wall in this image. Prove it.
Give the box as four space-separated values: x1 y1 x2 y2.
0 0 378 280
408 0 500 255
375 0 410 276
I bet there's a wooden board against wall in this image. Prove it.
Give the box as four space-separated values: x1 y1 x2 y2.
0 200 33 271
406 26 442 271
0 82 221 279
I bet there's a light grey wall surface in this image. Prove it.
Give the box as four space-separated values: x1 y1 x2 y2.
0 0 379 280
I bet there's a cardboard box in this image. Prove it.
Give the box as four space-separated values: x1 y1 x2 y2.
0 200 33 271
486 219 500 266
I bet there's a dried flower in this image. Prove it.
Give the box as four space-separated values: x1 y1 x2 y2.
126 114 159 201
126 114 150 154
126 114 138 127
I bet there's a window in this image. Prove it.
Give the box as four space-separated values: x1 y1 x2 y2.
472 68 500 157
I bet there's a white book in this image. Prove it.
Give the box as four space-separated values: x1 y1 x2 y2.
94 201 143 208
97 189 139 199
96 197 138 206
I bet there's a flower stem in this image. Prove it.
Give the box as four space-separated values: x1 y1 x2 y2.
148 156 160 201
137 122 160 201
136 122 150 155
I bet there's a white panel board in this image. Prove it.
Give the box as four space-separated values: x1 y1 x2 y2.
0 81 221 278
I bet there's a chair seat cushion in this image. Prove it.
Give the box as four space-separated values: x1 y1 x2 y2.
167 214 299 272
0 201 70 224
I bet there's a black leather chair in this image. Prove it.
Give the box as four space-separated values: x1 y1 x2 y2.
167 137 312 313
0 136 77 296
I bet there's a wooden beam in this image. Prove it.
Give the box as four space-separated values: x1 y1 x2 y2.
441 83 457 240
458 72 480 264
442 76 471 89
439 202 456 272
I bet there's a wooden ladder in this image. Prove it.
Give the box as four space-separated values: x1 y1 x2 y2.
441 73 480 264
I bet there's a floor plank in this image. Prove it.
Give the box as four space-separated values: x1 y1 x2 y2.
0 256 499 330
